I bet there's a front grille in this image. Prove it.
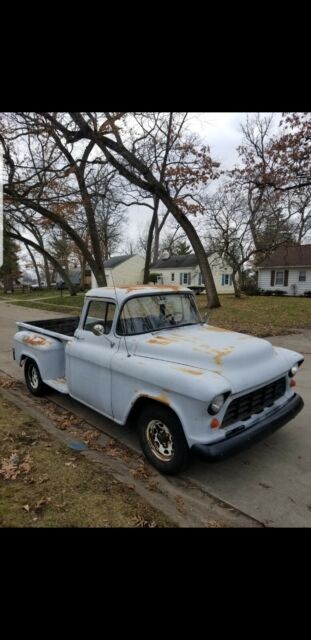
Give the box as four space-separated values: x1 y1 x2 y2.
222 377 286 428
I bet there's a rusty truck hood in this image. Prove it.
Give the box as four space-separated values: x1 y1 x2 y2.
133 324 299 393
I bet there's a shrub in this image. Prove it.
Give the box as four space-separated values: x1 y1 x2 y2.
148 273 158 283
263 290 273 296
274 289 286 296
304 290 311 297
242 283 261 296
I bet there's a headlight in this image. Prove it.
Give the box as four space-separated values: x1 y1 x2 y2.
208 394 225 415
289 364 299 377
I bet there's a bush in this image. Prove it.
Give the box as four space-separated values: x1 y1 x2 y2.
304 290 311 297
262 290 274 296
274 289 286 296
242 283 261 296
148 273 158 283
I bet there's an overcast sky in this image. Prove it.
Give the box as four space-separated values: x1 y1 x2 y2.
126 112 279 245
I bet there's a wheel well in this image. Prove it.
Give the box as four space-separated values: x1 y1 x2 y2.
126 396 181 430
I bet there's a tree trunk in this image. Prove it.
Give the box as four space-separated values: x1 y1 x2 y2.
143 196 159 283
25 244 42 288
162 199 220 308
153 211 160 263
232 271 241 298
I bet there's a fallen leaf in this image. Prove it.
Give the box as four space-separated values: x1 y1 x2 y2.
38 474 49 484
22 504 30 512
34 497 51 513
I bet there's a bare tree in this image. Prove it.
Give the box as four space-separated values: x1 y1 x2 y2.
43 112 222 308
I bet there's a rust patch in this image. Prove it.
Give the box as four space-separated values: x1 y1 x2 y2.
22 335 50 346
177 367 204 376
201 325 229 333
140 392 171 406
154 393 171 406
213 347 234 365
193 345 234 365
148 337 174 346
118 284 183 293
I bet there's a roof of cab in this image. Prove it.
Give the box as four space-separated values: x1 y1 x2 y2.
85 284 191 302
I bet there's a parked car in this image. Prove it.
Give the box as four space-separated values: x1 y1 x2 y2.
30 281 47 290
13 285 304 474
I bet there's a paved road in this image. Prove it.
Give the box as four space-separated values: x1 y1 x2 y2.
1 301 310 527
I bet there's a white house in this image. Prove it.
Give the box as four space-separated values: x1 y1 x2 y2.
257 245 311 295
151 253 234 294
91 254 145 289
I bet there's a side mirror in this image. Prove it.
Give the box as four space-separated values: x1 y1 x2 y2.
92 323 105 336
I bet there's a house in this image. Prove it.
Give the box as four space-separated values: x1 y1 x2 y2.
56 266 92 289
256 245 311 295
91 254 145 289
151 253 234 294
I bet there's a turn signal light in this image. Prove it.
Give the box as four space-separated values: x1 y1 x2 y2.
211 418 220 429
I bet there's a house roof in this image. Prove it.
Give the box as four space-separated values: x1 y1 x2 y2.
258 245 311 268
152 254 200 269
104 255 135 268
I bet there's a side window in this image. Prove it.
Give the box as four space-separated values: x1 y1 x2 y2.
83 300 115 334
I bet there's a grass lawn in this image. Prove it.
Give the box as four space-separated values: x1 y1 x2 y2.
0 395 173 528
197 294 311 336
4 291 85 315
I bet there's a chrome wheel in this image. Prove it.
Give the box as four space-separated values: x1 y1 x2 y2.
29 365 39 389
146 419 174 462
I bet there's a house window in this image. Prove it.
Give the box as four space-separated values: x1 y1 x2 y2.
299 271 306 282
221 274 233 286
171 273 175 282
275 271 284 285
198 272 203 286
180 273 191 285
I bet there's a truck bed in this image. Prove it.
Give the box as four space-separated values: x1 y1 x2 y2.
16 316 80 341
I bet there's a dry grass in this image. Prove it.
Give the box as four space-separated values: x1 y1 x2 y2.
197 294 311 337
0 398 174 528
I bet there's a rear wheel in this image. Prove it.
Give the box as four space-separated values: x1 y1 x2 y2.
24 358 47 396
138 403 190 475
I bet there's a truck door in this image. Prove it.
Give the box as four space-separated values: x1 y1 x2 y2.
66 298 118 417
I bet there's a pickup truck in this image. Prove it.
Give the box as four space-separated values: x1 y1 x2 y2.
13 285 304 475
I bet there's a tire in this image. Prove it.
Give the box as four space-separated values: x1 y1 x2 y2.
137 403 190 475
24 358 47 396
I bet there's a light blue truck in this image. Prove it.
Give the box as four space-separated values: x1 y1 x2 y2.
13 285 304 474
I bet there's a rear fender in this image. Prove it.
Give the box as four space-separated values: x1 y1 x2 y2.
14 331 66 381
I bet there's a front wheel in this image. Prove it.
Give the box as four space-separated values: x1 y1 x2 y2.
138 404 190 475
24 358 48 396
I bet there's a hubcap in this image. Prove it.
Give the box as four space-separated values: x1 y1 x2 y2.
146 420 174 462
30 366 39 389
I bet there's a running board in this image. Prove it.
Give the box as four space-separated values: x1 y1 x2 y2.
44 378 69 394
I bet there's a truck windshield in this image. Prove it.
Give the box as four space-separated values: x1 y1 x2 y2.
117 293 201 335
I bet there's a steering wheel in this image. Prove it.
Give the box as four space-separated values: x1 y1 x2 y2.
165 312 183 325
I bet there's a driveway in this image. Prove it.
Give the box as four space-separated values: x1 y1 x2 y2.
1 302 310 527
